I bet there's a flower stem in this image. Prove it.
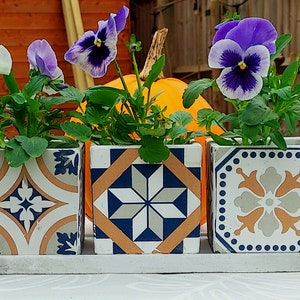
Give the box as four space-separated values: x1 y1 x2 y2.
113 60 129 92
3 71 19 94
131 51 143 95
113 59 137 121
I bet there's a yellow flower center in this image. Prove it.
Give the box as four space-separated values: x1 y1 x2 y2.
94 38 102 48
238 61 247 70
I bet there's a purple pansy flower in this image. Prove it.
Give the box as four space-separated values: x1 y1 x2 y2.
27 39 63 80
213 17 277 54
213 20 240 41
208 17 277 100
64 6 129 78
209 39 270 100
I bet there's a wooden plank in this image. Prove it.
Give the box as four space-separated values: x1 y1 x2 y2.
0 0 62 13
173 64 210 74
79 0 129 13
0 0 131 96
0 13 65 29
61 0 94 90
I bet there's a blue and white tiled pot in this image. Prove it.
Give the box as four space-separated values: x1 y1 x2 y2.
0 146 83 255
207 138 300 253
90 143 202 254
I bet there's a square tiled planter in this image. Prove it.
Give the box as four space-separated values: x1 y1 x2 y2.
207 138 300 253
0 146 83 255
90 143 202 254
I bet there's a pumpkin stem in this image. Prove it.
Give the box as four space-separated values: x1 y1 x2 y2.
139 28 168 81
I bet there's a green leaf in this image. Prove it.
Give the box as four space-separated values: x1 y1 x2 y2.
61 121 92 142
168 125 188 139
3 72 20 94
209 131 235 146
183 79 214 108
14 136 48 158
242 97 277 126
23 74 48 98
270 131 287 150
241 124 260 140
43 87 85 110
270 34 292 61
284 111 296 133
138 136 170 163
272 86 291 100
86 86 128 107
5 138 30 167
281 60 299 87
11 92 26 105
197 108 225 130
59 85 85 103
169 110 193 126
139 126 166 137
143 55 165 89
85 105 110 124
46 135 79 148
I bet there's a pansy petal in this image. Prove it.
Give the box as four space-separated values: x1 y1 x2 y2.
64 31 95 64
0 45 12 75
112 5 129 34
27 40 40 67
38 40 58 70
27 39 62 80
244 45 270 77
208 39 243 69
212 20 240 44
216 67 263 100
226 17 277 53
99 15 118 46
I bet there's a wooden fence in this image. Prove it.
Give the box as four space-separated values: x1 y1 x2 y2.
1 0 299 112
131 0 300 111
0 0 131 96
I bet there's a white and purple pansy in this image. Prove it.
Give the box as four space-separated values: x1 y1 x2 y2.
64 5 129 78
209 17 277 100
212 17 277 54
27 39 63 80
0 45 12 76
209 39 271 100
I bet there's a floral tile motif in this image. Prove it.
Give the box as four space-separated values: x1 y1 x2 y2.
91 144 202 254
209 142 300 253
0 177 58 234
0 147 83 255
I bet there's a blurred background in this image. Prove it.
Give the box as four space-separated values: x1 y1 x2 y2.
0 0 299 113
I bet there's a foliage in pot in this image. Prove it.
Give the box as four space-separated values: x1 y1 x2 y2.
182 13 300 252
183 14 300 149
0 40 84 254
61 6 204 164
0 40 82 167
61 6 223 224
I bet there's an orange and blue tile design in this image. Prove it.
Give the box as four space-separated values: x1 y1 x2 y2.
91 144 202 254
207 140 300 253
0 147 83 255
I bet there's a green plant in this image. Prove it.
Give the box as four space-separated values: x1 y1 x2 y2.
62 6 199 163
183 16 300 150
0 40 82 167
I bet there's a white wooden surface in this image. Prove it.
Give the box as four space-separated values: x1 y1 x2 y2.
1 219 300 274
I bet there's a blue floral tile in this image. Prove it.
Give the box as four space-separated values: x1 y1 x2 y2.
91 143 202 254
207 138 300 253
0 146 83 255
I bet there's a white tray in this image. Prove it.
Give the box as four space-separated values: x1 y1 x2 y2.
1 219 300 274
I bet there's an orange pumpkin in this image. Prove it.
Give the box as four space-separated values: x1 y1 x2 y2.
81 75 223 224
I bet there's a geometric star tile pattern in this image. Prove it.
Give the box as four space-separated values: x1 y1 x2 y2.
91 144 202 254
